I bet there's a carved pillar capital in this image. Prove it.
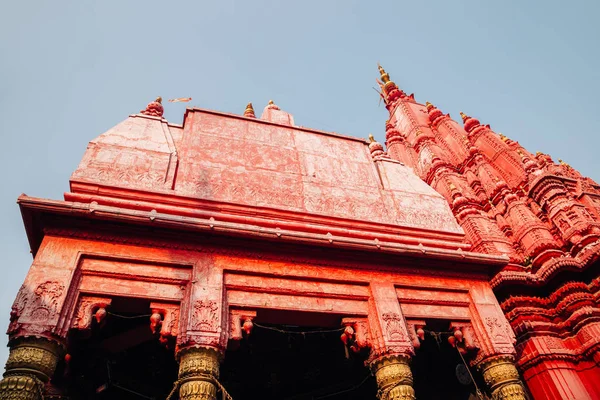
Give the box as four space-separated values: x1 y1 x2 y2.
177 347 221 400
369 354 415 400
0 337 64 400
477 355 526 400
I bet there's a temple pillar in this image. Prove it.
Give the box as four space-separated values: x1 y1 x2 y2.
177 347 221 400
521 360 593 400
369 354 415 400
478 355 526 400
0 338 63 400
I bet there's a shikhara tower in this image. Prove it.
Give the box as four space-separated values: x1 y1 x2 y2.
376 64 600 398
0 66 598 400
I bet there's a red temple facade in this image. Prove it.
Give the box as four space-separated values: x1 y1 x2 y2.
1 66 599 400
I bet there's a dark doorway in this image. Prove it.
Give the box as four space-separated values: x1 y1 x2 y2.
221 310 375 400
412 320 485 400
64 296 178 399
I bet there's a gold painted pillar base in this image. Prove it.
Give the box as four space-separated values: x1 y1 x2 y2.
0 338 62 400
370 354 416 400
178 347 221 400
479 356 527 400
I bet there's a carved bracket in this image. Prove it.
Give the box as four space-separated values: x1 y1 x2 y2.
150 302 180 344
406 320 426 350
229 310 257 342
450 322 479 351
72 296 112 330
341 317 370 353
227 310 256 351
449 322 480 355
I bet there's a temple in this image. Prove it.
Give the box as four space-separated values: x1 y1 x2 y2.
2 66 599 400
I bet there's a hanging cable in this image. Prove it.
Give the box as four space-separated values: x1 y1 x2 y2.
456 345 485 400
252 322 345 335
314 373 372 399
107 311 152 319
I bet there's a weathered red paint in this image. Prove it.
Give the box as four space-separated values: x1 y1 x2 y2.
376 67 600 399
8 71 600 398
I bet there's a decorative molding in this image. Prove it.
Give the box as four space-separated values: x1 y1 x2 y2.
191 300 219 332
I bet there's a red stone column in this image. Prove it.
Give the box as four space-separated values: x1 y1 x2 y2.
522 360 593 400
175 256 227 400
367 282 416 399
468 284 527 399
0 263 70 400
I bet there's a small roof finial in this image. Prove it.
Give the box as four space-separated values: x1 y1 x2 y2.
140 96 164 118
367 134 386 159
425 101 443 123
266 99 280 110
459 111 468 122
244 102 256 118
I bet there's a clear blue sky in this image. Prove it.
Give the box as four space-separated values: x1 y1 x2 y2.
1 1 599 364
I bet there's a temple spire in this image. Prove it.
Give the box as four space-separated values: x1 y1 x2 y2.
140 96 164 118
244 102 256 118
376 63 405 107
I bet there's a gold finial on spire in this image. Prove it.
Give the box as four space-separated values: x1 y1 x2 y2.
425 101 432 107
377 63 390 84
268 100 274 105
368 134 376 143
155 96 162 104
459 111 467 121
558 159 571 168
244 102 255 118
